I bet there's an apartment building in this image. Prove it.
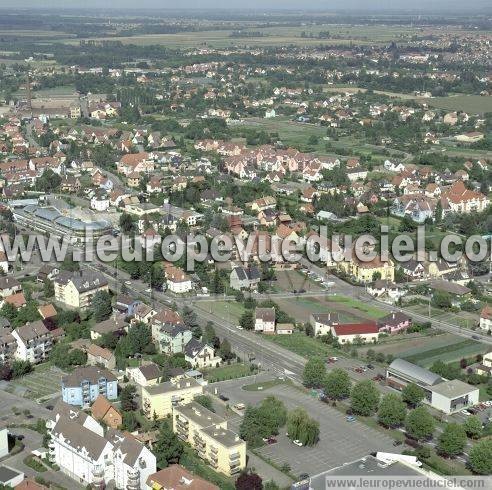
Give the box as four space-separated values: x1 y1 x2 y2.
47 401 156 489
11 321 53 364
62 366 118 408
173 402 246 476
54 270 109 308
142 378 203 420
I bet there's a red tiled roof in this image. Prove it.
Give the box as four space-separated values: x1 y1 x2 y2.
333 322 378 336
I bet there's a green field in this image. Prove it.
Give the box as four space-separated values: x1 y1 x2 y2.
425 95 492 114
198 301 245 324
204 363 255 382
402 339 487 367
264 331 337 358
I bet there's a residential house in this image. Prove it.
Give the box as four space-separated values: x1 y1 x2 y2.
126 362 162 387
90 315 127 340
479 305 492 332
61 366 118 408
54 270 108 309
254 307 276 334
310 312 340 337
90 395 122 429
0 277 22 299
184 339 221 369
154 323 192 355
377 312 412 334
332 322 379 344
86 343 116 370
229 266 261 291
145 465 219 490
166 266 193 294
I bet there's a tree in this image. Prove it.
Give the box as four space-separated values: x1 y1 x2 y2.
218 338 233 361
378 393 407 428
119 212 135 234
286 408 319 446
323 368 351 400
43 280 54 298
239 396 287 446
195 395 215 412
153 420 183 468
235 472 262 490
405 407 435 441
401 383 425 407
468 439 492 474
463 416 482 439
351 380 380 416
302 357 326 388
120 384 137 412
182 306 199 329
69 349 87 366
11 360 32 378
239 310 254 330
259 396 287 434
437 423 466 457
121 411 139 432
91 290 112 322
36 168 61 192
0 364 12 381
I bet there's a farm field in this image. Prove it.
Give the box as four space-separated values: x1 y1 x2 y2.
405 304 479 329
273 269 324 293
6 363 66 401
274 293 385 324
425 95 492 114
401 339 488 367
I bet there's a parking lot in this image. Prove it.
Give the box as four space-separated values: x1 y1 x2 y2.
208 376 401 478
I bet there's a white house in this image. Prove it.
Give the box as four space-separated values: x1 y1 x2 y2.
90 193 110 212
184 339 222 369
48 401 156 489
166 267 192 294
254 307 276 334
479 305 492 332
11 321 53 364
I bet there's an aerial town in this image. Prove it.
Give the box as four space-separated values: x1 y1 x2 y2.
0 2 491 490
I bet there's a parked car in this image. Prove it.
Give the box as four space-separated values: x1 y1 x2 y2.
234 403 245 410
293 439 303 446
346 416 356 422
366 364 374 370
393 440 403 446
219 394 229 402
236 325 243 330
267 437 277 444
460 409 471 416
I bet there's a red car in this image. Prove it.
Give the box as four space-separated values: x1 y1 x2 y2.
267 437 277 444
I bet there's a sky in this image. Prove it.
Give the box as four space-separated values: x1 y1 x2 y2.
1 0 490 12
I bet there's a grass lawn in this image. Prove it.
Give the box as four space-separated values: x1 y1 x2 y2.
180 447 235 490
204 363 256 382
242 378 287 392
23 455 47 472
421 451 473 476
264 332 337 358
200 301 245 324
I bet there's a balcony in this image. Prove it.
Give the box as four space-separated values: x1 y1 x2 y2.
229 452 240 461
